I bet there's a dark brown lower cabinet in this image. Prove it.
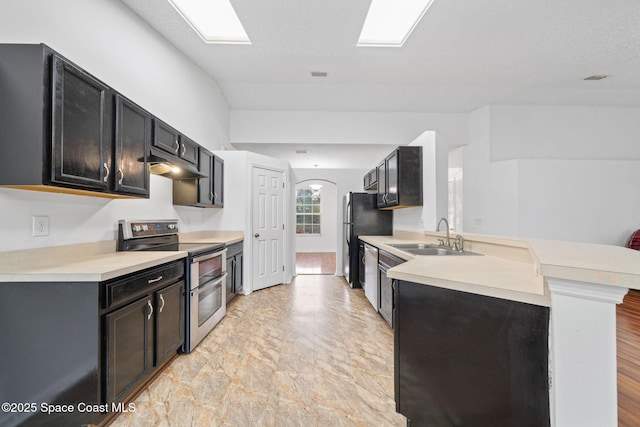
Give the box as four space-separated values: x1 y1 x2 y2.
378 250 405 328
155 281 185 365
105 296 154 404
394 280 550 427
105 279 185 404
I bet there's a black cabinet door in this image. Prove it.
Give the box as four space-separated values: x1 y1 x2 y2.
51 55 110 190
226 256 235 303
394 281 550 426
105 296 153 404
155 280 185 365
114 95 150 197
376 160 386 208
212 155 224 207
179 135 199 165
198 148 214 205
234 252 243 294
153 118 180 155
385 151 399 206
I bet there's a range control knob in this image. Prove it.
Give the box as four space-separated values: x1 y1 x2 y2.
142 224 149 231
168 224 177 230
133 225 142 232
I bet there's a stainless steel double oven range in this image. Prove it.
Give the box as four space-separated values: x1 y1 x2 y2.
118 219 226 353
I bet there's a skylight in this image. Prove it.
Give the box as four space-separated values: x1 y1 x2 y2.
357 0 434 47
168 0 250 44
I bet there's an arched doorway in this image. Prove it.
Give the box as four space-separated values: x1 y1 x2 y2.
294 179 338 275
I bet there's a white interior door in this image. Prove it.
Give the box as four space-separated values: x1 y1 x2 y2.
252 166 285 291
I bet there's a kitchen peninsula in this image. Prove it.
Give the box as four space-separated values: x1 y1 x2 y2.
360 231 640 427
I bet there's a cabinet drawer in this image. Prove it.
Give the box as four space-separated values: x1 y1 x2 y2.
153 119 180 155
104 261 185 310
226 241 243 257
178 135 199 165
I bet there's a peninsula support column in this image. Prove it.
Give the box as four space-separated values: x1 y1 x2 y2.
548 278 628 427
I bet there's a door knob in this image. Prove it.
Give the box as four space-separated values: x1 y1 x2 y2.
254 233 260 238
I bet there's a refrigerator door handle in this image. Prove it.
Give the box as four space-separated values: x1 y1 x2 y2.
346 223 351 247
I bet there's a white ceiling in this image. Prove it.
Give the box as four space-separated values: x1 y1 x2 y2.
121 0 640 166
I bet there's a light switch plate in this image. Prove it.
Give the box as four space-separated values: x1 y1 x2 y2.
32 215 50 237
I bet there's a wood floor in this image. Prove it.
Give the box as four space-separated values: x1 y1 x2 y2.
618 289 640 426
295 252 336 275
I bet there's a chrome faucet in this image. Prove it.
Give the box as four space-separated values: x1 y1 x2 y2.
436 217 451 247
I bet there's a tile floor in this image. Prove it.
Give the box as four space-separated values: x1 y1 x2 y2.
110 275 406 426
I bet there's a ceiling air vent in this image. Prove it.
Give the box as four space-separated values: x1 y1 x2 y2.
584 75 609 81
310 71 328 78
295 149 308 154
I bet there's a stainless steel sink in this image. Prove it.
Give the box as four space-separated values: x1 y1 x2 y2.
388 243 435 249
388 243 482 256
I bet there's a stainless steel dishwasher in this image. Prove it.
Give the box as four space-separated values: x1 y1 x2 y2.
363 243 379 311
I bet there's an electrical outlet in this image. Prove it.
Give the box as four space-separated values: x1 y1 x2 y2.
32 215 50 237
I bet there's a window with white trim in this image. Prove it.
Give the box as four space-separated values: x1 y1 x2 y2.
295 186 321 234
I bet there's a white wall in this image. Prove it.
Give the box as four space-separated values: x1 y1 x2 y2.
463 105 640 245
0 0 231 252
230 110 469 148
490 105 640 161
294 180 338 253
518 159 640 245
463 107 520 237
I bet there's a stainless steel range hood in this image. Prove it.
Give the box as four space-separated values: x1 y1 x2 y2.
148 147 205 179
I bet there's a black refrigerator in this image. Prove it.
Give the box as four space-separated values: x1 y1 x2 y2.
343 192 393 288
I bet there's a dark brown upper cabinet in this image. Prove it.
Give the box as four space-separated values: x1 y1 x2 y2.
212 154 224 208
172 147 224 208
377 146 423 209
0 43 149 198
114 94 150 197
152 118 180 157
152 119 199 166
179 135 199 165
51 55 111 191
363 167 378 191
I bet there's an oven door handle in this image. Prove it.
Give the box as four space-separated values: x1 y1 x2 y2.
191 248 228 264
190 272 227 297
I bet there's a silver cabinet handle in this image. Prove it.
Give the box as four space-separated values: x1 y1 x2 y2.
159 294 165 313
103 163 109 182
117 168 124 185
181 143 186 156
147 300 153 320
148 276 163 284
209 191 214 201
213 192 217 201
174 140 179 153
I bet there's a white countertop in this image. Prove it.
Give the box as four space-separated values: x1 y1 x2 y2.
0 250 187 283
360 231 640 307
179 230 244 245
0 231 245 283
